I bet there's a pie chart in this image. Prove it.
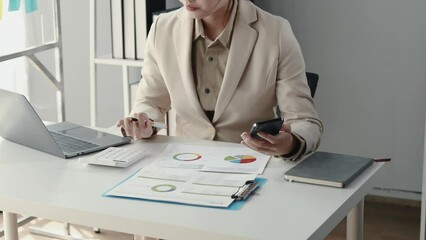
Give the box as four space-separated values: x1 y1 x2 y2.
173 153 202 161
224 155 256 164
151 184 177 192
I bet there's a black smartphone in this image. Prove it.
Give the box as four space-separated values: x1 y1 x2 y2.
250 118 284 140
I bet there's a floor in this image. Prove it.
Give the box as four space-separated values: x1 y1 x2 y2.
326 197 420 240
0 196 421 240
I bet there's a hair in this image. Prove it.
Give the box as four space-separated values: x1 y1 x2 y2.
226 0 236 16
223 0 235 26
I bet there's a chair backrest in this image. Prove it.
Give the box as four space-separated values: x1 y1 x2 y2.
306 72 319 98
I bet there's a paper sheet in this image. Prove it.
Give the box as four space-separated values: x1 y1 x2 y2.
105 166 257 208
151 143 270 174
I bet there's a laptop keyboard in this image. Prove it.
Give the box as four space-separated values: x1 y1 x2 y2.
50 131 99 153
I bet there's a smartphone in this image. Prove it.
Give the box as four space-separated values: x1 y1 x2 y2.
250 118 284 140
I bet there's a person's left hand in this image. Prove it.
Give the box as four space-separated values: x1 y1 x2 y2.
240 123 298 156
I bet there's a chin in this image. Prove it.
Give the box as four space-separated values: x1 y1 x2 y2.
186 11 208 19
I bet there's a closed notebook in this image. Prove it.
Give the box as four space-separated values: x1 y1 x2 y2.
284 151 374 188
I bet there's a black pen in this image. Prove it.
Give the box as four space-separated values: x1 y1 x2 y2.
120 118 167 137
373 158 391 162
128 117 167 129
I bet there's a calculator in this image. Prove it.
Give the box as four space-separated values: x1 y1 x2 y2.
83 147 147 168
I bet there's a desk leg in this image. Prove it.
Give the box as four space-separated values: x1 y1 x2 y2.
347 199 364 240
30 222 91 240
3 212 19 240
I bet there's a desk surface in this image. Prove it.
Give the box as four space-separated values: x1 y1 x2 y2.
0 133 383 240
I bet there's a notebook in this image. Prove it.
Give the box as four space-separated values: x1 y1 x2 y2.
0 88 131 159
284 151 374 188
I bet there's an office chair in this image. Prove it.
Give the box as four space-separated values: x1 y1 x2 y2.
305 72 319 98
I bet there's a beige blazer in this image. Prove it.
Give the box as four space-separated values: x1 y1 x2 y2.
132 0 323 159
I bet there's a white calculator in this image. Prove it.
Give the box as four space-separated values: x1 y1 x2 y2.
83 147 147 168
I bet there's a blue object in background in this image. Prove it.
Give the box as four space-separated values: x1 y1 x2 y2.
8 0 37 13
25 0 36 13
8 0 20 11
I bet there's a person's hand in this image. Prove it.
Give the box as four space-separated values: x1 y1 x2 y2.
240 123 298 156
116 112 154 140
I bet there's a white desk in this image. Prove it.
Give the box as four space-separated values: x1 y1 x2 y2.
0 133 383 240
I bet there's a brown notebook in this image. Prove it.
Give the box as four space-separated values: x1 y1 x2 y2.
284 151 374 188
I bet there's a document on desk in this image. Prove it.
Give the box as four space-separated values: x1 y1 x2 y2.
104 166 257 208
150 143 270 174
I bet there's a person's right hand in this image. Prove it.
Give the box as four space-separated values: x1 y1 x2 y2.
116 112 154 140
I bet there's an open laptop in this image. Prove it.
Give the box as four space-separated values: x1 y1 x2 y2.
0 88 131 158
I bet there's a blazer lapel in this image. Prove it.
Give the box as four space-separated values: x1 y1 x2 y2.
213 5 258 123
173 11 206 118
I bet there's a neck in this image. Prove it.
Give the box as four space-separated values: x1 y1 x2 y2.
202 0 233 40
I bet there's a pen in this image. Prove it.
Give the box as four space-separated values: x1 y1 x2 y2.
373 158 391 162
128 117 168 129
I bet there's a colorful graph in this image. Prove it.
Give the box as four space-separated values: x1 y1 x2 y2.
173 153 202 161
151 184 177 193
224 155 257 164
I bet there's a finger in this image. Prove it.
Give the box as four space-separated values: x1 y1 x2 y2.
241 132 258 145
135 112 149 129
116 119 124 127
256 131 279 144
245 140 275 155
132 120 141 140
123 118 133 137
117 119 127 137
135 112 154 139
281 123 291 133
137 112 148 122
120 127 127 137
241 132 276 155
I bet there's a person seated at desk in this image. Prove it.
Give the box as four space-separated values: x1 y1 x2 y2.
117 0 323 161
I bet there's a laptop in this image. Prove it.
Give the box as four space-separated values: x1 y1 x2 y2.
0 88 131 158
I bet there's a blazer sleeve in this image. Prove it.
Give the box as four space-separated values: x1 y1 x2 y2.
276 19 323 161
130 16 171 122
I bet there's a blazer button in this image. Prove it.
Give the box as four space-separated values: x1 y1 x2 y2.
204 88 211 94
208 127 215 134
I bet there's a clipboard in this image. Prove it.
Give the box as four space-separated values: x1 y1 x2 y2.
228 178 267 210
232 180 259 200
103 166 267 210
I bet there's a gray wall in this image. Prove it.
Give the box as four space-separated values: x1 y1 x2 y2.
167 0 182 9
255 0 426 200
422 122 426 239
